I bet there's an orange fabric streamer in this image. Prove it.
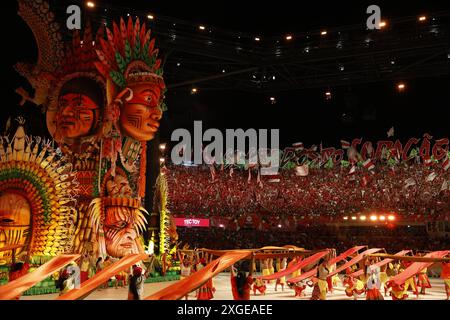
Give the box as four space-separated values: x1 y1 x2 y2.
386 250 449 289
56 253 148 300
0 254 80 300
288 268 317 284
145 250 252 300
349 250 411 278
261 251 330 281
327 248 383 278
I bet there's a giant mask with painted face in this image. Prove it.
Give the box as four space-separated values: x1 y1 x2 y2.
94 17 166 142
51 77 103 143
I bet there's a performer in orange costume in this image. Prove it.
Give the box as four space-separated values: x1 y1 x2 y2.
343 275 366 300
253 277 267 295
416 253 431 295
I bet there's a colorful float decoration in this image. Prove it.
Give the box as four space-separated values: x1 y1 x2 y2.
8 0 170 262
0 118 78 264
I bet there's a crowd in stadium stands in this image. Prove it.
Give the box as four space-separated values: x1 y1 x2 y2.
164 163 450 221
177 225 448 253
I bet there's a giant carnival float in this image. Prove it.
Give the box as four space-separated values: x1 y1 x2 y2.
0 0 448 301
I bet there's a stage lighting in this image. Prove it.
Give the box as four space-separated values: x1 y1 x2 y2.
222 69 226 73
255 37 261 41
379 216 386 221
343 216 348 220
199 25 206 30
397 83 406 91
388 215 395 221
278 224 282 228
321 30 327 36
419 16 427 22
219 224 224 228
147 14 155 20
86 1 95 8
159 157 165 163
370 215 378 221
360 215 366 221
191 88 198 94
325 91 332 100
159 143 166 151
351 216 357 220
379 21 387 28
286 35 293 40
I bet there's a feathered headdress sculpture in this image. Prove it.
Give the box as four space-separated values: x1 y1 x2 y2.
94 16 166 111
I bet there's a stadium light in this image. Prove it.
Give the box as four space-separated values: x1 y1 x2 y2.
388 215 395 221
379 215 386 221
379 21 387 28
147 14 155 20
286 35 293 40
343 216 348 220
255 37 261 41
199 25 206 30
360 215 367 221
86 1 95 8
351 216 357 220
321 30 327 36
419 16 427 22
370 215 378 221
159 143 166 151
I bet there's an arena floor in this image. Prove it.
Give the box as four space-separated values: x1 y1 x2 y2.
21 274 448 300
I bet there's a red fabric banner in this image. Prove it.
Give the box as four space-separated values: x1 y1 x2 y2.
328 248 383 278
349 250 411 278
329 246 366 266
287 268 317 284
56 253 148 300
261 251 330 281
386 250 449 289
0 254 80 300
145 250 252 300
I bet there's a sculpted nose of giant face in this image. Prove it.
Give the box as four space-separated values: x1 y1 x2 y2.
151 107 162 121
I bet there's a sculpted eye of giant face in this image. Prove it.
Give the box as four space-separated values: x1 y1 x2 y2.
120 83 163 141
56 93 98 139
0 193 31 259
104 208 139 258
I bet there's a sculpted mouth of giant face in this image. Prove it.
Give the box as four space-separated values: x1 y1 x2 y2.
120 82 163 141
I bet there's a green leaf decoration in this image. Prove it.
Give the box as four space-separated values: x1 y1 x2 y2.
155 69 163 76
141 41 149 60
134 36 141 59
115 52 127 74
124 40 132 64
110 70 126 88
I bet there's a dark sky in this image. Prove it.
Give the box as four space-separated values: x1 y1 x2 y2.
2 0 450 149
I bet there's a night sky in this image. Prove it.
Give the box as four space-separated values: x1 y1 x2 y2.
2 0 450 149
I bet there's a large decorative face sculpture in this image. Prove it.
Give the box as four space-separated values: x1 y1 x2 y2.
56 93 99 139
91 171 146 258
120 82 163 142
49 77 103 143
0 193 31 260
103 203 141 257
